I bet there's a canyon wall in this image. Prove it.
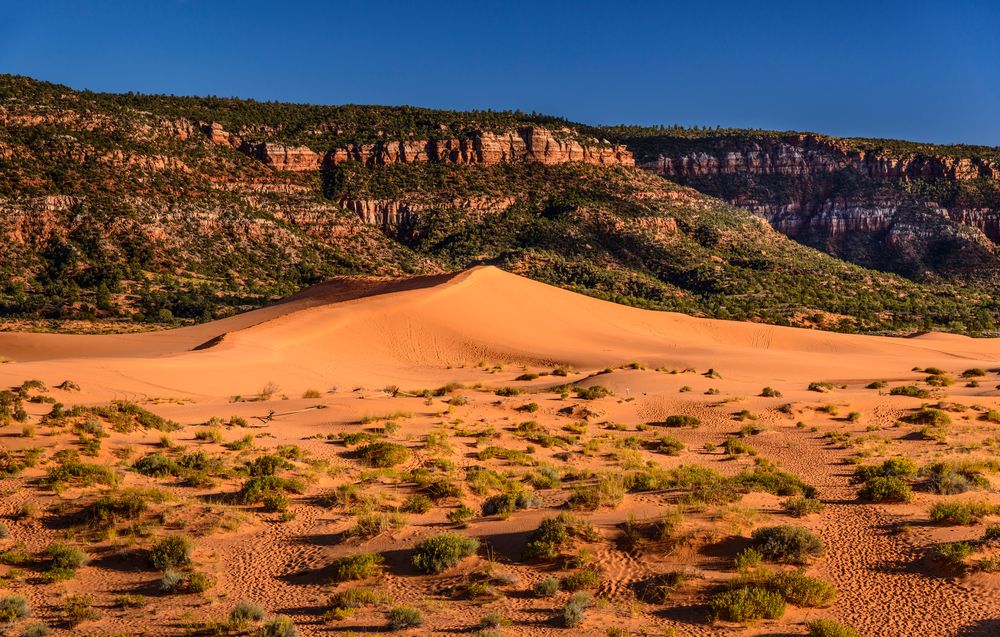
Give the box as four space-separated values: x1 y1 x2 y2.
636 134 1000 279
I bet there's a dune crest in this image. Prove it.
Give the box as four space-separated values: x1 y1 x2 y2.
0 266 997 400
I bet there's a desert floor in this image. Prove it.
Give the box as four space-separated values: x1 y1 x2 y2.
0 266 999 636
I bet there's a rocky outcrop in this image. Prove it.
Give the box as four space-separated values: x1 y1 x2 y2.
239 141 322 172
341 196 516 230
325 127 633 168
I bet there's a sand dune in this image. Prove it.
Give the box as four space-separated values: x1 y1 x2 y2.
1 266 996 401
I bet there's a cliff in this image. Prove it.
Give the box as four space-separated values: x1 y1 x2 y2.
630 133 1000 281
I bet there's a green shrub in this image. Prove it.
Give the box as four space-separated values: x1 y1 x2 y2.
562 593 591 627
481 490 540 518
574 385 611 400
411 533 479 573
61 595 100 627
357 442 411 468
661 414 700 427
260 616 299 637
387 605 424 630
929 541 974 569
494 387 520 397
561 569 600 592
350 512 406 539
522 513 593 560
0 595 29 622
81 490 149 525
45 543 87 575
132 452 179 477
764 571 837 607
857 476 913 503
655 435 684 455
229 600 265 628
890 385 930 398
852 457 918 483
328 553 384 582
929 500 995 525
750 526 823 564
447 505 476 524
20 622 49 637
149 536 193 570
567 475 625 510
400 493 433 514
807 619 859 637
709 585 785 622
903 408 951 426
808 382 834 393
533 576 560 597
782 497 825 517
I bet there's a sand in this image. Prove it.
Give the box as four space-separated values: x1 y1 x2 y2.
0 266 997 635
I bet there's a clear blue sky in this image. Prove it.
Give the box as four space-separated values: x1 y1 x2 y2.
2 0 998 146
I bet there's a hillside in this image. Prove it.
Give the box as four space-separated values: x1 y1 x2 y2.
0 75 996 334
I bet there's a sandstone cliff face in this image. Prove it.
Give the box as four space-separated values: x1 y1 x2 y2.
636 134 1000 280
324 127 633 168
193 121 633 172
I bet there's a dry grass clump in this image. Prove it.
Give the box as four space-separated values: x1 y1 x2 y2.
357 442 411 468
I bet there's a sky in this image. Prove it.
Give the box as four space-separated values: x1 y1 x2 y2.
1 0 998 146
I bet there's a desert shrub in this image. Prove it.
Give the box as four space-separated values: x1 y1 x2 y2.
782 497 825 517
447 504 476 524
763 571 837 607
328 553 384 582
401 494 433 514
229 600 265 628
920 461 991 495
495 387 520 397
260 616 299 637
132 453 179 477
723 436 755 456
866 380 887 389
889 385 930 398
262 491 290 512
709 585 785 622
925 374 954 387
533 576 560 597
80 490 149 525
20 622 49 637
734 547 763 572
654 435 684 455
386 605 424 630
358 442 411 468
903 408 951 426
481 490 540 518
149 536 192 570
522 513 595 560
44 455 116 489
411 533 479 573
568 475 625 510
750 526 823 564
929 500 996 525
760 386 782 397
562 593 591 627
194 427 223 443
661 414 700 427
807 619 858 637
857 476 913 503
962 368 987 378
929 541 974 569
633 571 687 604
574 385 611 400
45 543 88 578
808 382 834 393
60 595 100 627
0 595 29 622
731 461 816 498
561 568 600 592
350 512 406 539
